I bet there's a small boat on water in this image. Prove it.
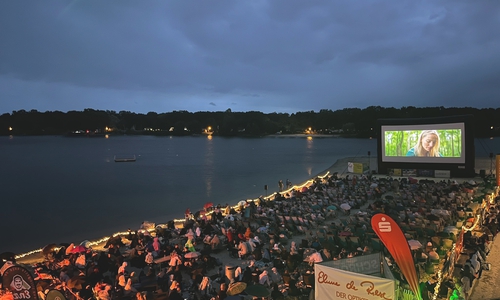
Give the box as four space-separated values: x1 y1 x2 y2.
114 155 136 162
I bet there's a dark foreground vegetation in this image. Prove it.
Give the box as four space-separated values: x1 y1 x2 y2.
1 106 499 138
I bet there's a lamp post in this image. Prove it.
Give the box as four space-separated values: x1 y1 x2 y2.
490 153 494 175
368 151 371 174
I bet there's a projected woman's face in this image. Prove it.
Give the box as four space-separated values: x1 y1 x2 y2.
422 133 438 152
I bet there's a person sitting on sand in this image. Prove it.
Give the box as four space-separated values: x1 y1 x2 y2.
247 235 256 253
75 253 86 269
168 280 183 300
65 244 75 256
271 243 282 257
185 238 196 252
252 235 261 248
233 266 243 282
117 271 127 289
86 266 103 287
210 234 220 250
262 247 272 263
226 227 234 244
195 226 202 239
238 240 249 260
259 270 271 287
271 283 284 300
153 237 161 253
215 282 227 300
117 262 128 275
145 250 154 266
186 228 195 241
169 251 182 268
59 267 70 284
242 267 253 283
269 267 282 284
244 227 253 240
95 282 112 300
290 241 298 255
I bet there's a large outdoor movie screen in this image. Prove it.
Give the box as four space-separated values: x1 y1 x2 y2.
381 122 465 164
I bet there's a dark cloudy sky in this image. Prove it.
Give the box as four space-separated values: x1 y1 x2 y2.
1 1 499 114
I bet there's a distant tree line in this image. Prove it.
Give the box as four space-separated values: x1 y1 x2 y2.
0 106 499 137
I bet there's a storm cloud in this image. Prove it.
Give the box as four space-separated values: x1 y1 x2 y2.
1 0 499 114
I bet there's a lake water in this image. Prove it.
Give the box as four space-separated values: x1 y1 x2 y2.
1 135 498 254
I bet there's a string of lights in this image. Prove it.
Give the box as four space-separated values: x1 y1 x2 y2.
462 214 481 232
16 171 330 261
432 270 443 300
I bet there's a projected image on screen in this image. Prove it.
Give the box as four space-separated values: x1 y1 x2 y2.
385 129 462 157
381 122 466 164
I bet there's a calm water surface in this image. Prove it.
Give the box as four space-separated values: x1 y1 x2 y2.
1 135 376 253
0 135 497 253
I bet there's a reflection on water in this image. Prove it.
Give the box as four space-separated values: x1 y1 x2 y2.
307 167 312 176
204 135 214 197
306 136 313 151
304 136 314 176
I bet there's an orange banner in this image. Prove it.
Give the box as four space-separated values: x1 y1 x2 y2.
371 214 421 300
496 155 500 186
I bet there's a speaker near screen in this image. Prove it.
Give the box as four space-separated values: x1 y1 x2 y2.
377 115 475 177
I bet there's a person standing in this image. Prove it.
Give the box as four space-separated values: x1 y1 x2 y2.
278 180 284 192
